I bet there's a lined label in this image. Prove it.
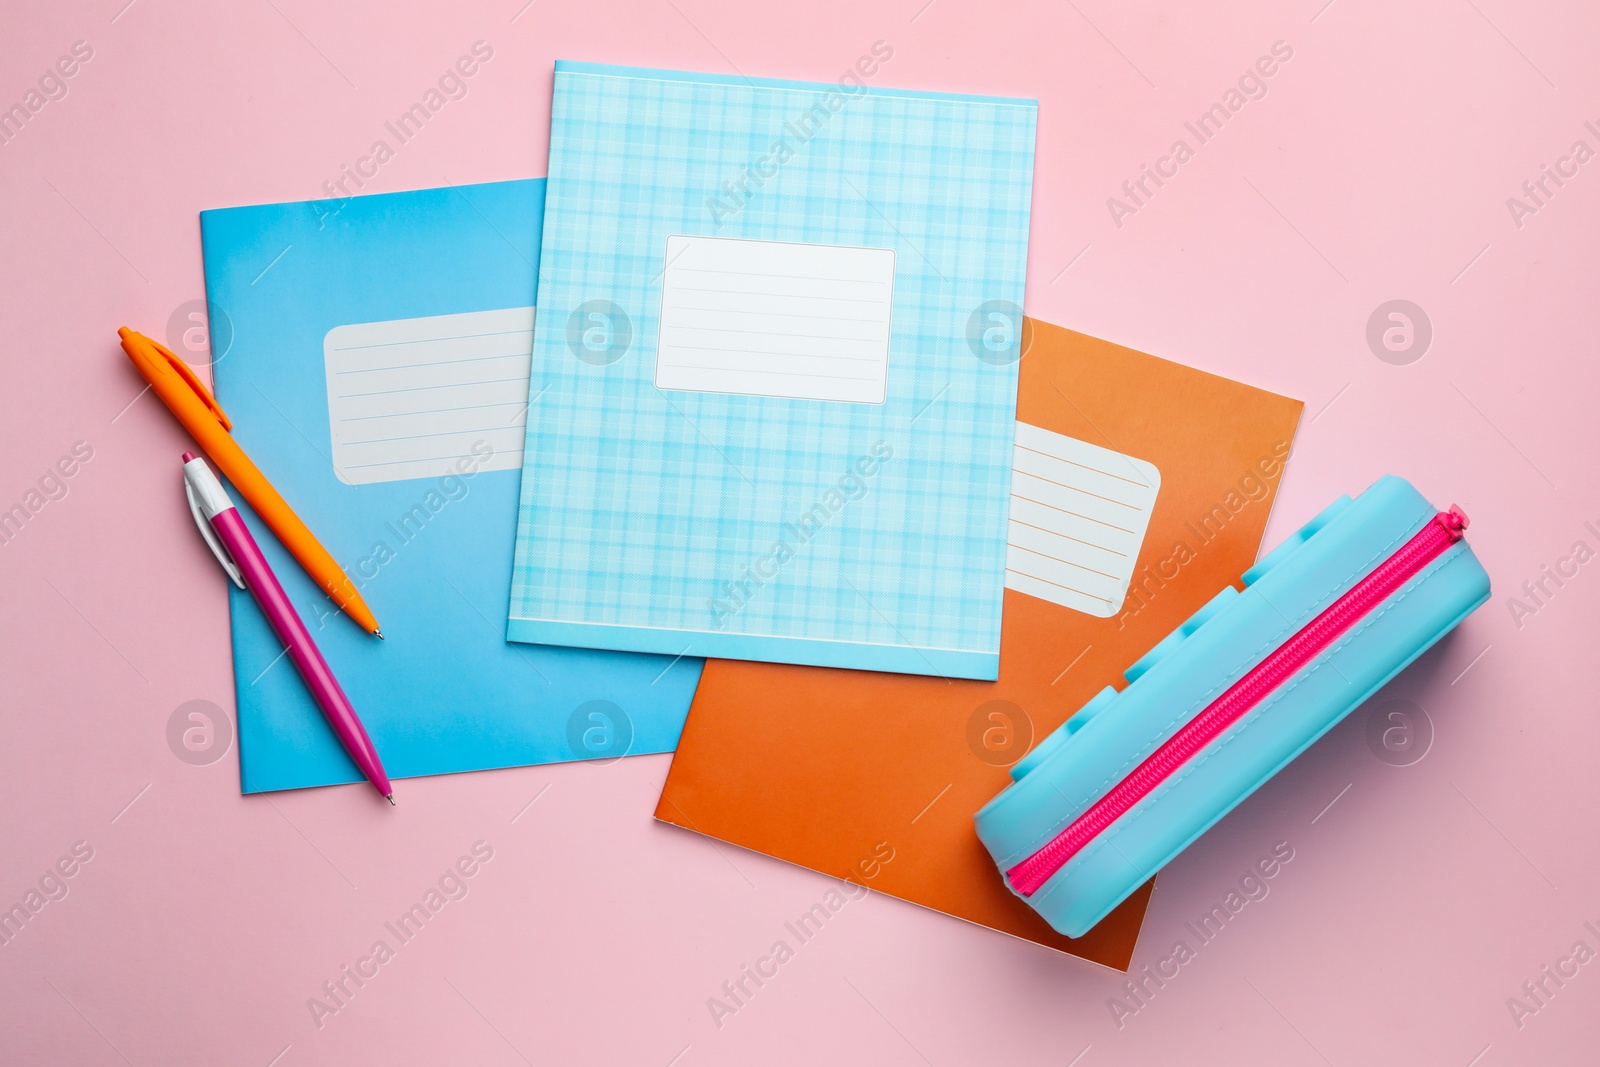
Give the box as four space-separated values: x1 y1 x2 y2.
323 307 533 485
655 235 894 404
1005 422 1161 617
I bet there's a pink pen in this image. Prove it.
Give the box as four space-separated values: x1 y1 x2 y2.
182 452 394 804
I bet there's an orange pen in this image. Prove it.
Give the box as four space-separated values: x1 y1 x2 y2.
119 327 382 638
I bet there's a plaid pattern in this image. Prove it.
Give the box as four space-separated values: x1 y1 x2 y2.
510 63 1036 669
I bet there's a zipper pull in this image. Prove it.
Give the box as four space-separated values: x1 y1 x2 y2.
1436 506 1469 541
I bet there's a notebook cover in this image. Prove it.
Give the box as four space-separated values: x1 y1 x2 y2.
507 62 1038 679
200 179 702 793
656 319 1304 967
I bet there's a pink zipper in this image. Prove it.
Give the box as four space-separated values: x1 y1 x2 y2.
1007 507 1468 897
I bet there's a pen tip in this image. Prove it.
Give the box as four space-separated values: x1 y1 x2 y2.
386 794 395 806
374 630 385 641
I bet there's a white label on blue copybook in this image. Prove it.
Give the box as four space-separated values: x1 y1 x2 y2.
323 307 535 485
655 235 895 404
1005 422 1161 618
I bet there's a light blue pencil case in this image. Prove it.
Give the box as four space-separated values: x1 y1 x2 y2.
974 475 1490 937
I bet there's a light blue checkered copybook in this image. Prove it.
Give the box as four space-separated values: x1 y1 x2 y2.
507 61 1037 679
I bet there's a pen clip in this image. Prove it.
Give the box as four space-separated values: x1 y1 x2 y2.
149 333 232 432
184 474 245 589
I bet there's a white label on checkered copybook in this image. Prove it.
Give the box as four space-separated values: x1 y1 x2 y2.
655 235 895 404
1005 422 1161 617
323 307 534 485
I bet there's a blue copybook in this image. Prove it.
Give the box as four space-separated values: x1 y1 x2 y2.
507 63 1038 680
200 179 702 793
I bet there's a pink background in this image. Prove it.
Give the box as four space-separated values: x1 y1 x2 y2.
3 0 1597 1063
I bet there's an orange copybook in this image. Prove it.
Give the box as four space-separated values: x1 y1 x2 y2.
656 319 1304 969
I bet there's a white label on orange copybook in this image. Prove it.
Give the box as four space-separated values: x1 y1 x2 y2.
1005 422 1161 618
